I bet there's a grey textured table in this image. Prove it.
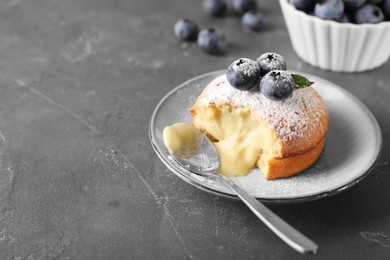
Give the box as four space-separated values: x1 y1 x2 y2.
0 0 389 259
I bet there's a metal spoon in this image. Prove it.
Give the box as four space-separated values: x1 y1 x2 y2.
167 126 318 254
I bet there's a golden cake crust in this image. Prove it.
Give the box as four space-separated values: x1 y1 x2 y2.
191 75 328 179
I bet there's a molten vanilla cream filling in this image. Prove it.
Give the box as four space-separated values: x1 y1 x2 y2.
163 123 201 158
200 106 280 177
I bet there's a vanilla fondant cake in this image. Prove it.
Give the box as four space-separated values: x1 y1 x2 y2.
191 74 328 179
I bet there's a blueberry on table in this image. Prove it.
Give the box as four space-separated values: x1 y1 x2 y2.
355 4 385 23
343 0 366 9
226 58 261 90
242 11 263 31
260 71 294 101
203 0 228 17
314 0 345 20
289 0 316 12
256 52 287 77
174 19 199 41
232 0 257 15
197 28 226 55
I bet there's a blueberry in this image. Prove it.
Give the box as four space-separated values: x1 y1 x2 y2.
343 0 366 9
368 0 383 4
260 71 294 101
382 0 390 17
338 13 352 22
314 0 345 20
289 0 316 12
355 4 384 23
226 58 261 90
197 28 226 55
256 52 287 77
242 11 263 31
203 0 228 17
174 19 199 41
232 0 257 15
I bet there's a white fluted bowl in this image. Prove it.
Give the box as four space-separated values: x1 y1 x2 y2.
279 0 390 72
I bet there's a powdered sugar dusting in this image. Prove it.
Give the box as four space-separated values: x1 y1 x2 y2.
231 58 258 76
200 75 327 143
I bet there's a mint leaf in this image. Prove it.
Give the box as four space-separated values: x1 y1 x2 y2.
291 74 312 90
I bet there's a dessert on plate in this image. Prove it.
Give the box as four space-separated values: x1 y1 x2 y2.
191 53 328 179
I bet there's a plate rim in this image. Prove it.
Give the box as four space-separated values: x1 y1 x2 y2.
149 70 383 204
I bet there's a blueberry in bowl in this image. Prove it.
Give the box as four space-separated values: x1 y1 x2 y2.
343 0 366 9
354 4 385 24
314 0 345 21
383 0 390 17
279 0 390 72
289 0 316 12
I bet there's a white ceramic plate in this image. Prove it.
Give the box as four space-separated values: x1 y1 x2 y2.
149 70 382 203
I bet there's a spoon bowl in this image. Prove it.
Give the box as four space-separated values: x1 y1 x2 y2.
172 130 220 175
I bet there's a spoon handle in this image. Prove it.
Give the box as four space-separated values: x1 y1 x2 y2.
216 175 318 254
